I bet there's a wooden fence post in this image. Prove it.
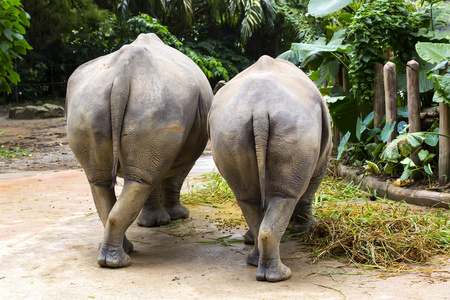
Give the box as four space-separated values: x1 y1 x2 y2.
439 67 450 185
373 63 385 131
342 67 349 93
406 60 422 169
384 62 397 142
332 68 348 147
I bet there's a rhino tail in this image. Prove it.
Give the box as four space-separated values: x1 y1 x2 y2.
253 112 269 213
110 77 130 187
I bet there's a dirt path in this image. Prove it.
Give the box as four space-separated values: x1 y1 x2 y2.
1 116 449 299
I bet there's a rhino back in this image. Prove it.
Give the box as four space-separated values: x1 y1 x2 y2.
67 33 211 134
66 33 213 180
210 56 328 197
211 56 324 145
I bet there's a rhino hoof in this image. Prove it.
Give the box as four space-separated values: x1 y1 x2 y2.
137 209 171 227
256 259 291 282
243 230 254 245
246 248 259 267
292 216 318 233
123 237 134 254
97 243 131 268
165 204 190 220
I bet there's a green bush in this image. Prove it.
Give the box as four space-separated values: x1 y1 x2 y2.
0 0 32 93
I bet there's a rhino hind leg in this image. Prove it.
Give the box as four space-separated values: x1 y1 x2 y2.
234 199 263 266
137 165 192 226
256 257 291 282
137 186 171 227
123 236 134 254
161 167 191 220
90 183 134 254
291 163 328 232
97 180 154 267
255 194 298 282
89 182 116 226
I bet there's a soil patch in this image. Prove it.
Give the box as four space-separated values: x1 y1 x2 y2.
0 115 79 173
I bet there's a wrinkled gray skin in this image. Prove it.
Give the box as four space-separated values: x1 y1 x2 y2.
208 56 331 282
66 33 213 268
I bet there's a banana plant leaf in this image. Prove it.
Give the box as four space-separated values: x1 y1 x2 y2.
327 86 371 142
416 42 450 64
308 0 352 18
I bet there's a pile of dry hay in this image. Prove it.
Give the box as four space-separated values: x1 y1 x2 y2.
296 177 450 269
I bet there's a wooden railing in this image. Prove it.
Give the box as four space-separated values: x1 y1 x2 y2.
369 60 449 185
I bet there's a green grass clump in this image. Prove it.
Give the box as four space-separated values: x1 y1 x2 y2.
0 144 29 158
181 172 235 207
0 131 30 158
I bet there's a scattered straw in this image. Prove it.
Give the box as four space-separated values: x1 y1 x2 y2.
182 172 450 270
297 174 450 269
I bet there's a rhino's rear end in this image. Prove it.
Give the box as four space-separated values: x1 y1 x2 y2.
65 33 214 269
209 55 331 282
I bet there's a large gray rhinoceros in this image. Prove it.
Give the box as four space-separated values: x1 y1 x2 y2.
208 55 331 282
66 33 213 268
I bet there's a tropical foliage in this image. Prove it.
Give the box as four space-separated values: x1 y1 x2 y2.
0 0 31 93
278 0 449 183
346 0 429 103
2 0 450 184
416 42 450 106
4 0 308 102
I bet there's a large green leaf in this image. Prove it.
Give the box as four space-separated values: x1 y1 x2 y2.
380 121 396 143
424 163 433 176
277 49 307 65
291 42 342 53
337 131 351 160
291 31 349 53
356 116 362 141
315 59 340 87
397 70 435 93
328 87 371 143
327 29 349 49
425 127 440 147
400 165 413 182
416 42 450 64
308 0 352 18
382 139 400 162
430 74 450 105
301 51 325 70
290 30 349 70
433 74 450 94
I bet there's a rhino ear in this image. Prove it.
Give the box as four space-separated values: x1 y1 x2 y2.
213 80 226 94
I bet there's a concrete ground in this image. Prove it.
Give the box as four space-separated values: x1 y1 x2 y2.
1 156 449 299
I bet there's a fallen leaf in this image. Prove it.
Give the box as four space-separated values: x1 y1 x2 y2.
392 179 407 187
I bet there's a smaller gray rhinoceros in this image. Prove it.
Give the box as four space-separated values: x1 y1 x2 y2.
208 55 332 282
66 33 213 268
